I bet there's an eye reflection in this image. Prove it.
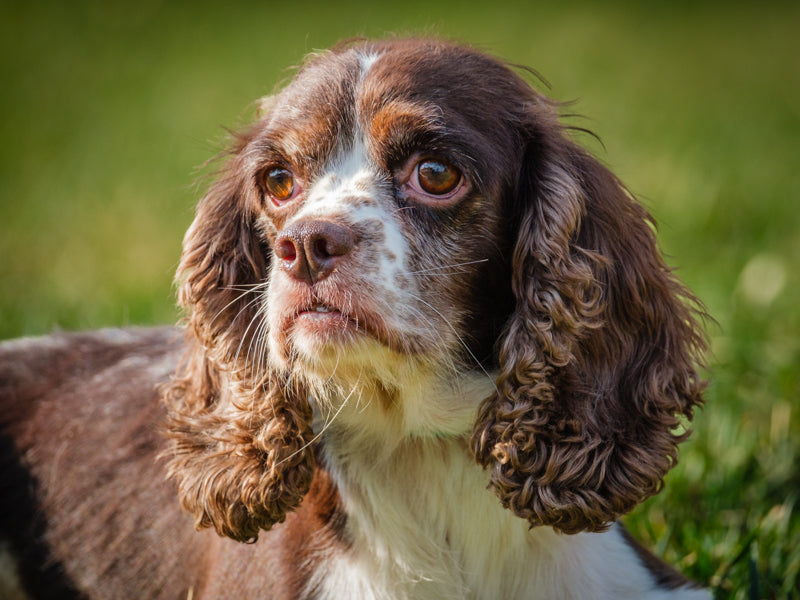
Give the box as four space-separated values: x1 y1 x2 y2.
264 168 294 203
416 160 461 196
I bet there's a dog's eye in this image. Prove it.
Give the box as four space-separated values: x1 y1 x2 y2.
416 160 461 196
264 168 295 204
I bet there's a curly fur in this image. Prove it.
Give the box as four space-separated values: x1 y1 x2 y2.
0 37 710 599
470 112 707 533
162 36 707 544
162 131 316 542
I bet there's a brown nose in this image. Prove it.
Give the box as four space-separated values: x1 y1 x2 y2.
274 220 356 284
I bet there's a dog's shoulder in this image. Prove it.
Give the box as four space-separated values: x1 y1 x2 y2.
0 326 207 599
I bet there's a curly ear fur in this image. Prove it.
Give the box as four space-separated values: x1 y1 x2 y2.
162 130 316 542
471 109 707 534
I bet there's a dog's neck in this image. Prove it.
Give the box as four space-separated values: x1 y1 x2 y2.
298 369 695 600
304 356 496 439
305 370 541 599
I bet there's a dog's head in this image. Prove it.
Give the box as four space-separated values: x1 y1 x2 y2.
164 38 706 541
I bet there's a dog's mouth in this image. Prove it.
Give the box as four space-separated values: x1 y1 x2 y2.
275 288 426 357
297 303 342 317
284 295 397 350
287 298 357 336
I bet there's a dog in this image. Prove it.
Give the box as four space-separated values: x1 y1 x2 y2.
0 37 709 599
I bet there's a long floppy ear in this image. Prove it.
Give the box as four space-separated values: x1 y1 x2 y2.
162 129 315 542
471 108 707 534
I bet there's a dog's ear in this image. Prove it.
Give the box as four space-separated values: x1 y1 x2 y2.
471 106 706 534
162 128 315 543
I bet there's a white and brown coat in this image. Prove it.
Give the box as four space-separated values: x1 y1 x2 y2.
1 38 708 599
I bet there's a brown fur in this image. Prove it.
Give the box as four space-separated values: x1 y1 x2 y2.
0 328 206 598
162 140 316 542
470 114 707 533
1 37 707 597
163 38 706 541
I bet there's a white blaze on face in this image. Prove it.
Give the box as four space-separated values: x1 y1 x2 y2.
265 137 422 378
265 48 463 384
357 50 382 73
292 137 410 296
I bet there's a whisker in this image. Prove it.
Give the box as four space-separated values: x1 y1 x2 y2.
407 292 499 395
208 283 267 329
401 308 469 396
406 258 489 275
272 375 361 469
220 282 271 292
247 306 273 419
233 299 269 373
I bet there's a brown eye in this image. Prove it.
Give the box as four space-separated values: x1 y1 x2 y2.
264 167 294 203
416 159 461 196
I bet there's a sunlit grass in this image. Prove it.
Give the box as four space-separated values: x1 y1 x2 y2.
2 2 798 597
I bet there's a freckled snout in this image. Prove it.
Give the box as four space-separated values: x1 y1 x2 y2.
275 220 356 284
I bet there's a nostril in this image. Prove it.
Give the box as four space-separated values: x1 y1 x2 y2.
306 225 356 262
275 238 297 262
275 239 297 261
313 237 331 260
276 220 356 284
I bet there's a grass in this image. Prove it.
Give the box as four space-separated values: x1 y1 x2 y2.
1 1 798 597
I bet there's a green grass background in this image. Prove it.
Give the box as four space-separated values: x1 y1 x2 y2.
1 1 798 597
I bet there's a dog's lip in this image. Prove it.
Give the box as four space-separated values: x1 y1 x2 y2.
285 297 381 340
288 300 354 329
295 301 344 317
280 294 424 355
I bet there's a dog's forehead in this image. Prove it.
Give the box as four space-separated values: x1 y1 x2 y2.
253 41 527 206
266 42 515 155
355 42 507 112
276 42 482 114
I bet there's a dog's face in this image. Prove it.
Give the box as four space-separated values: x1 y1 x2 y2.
248 43 519 387
169 38 706 542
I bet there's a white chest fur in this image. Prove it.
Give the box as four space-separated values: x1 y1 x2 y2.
308 433 706 600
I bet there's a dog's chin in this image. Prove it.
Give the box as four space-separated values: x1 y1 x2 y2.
270 307 436 382
293 308 359 343
265 304 368 368
288 326 406 381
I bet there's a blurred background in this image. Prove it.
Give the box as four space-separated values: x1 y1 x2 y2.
1 1 798 597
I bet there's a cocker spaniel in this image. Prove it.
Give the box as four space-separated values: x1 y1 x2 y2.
0 38 709 599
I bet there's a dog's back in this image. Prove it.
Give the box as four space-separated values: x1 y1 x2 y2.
0 328 198 598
